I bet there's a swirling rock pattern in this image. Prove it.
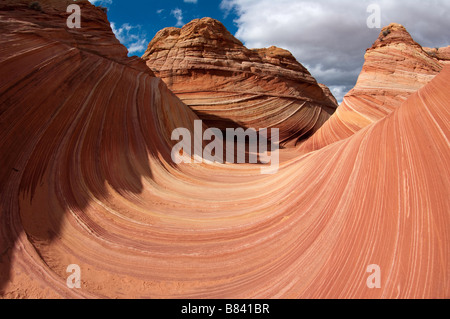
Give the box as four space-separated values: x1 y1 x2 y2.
299 23 444 153
1 1 449 299
142 18 338 145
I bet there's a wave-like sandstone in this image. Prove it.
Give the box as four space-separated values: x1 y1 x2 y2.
142 17 338 145
299 23 444 153
1 1 449 298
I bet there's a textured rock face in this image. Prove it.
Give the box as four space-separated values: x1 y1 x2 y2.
299 23 443 153
0 0 199 298
1 2 449 299
143 18 338 145
424 46 450 65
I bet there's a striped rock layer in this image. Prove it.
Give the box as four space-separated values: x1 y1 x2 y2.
424 46 450 66
299 23 444 153
1 1 449 298
142 17 338 145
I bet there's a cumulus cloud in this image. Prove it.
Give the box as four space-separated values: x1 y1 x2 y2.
171 8 184 27
184 0 198 4
111 22 148 55
221 0 450 103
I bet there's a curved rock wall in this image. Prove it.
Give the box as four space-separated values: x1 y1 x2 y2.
0 1 449 298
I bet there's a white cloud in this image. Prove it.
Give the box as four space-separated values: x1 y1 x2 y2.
126 39 148 54
89 0 112 5
330 86 350 105
157 9 164 14
111 22 148 55
171 8 184 27
184 0 198 3
220 0 450 103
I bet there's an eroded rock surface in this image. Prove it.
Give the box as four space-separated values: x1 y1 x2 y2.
1 2 449 299
299 23 444 153
143 18 338 145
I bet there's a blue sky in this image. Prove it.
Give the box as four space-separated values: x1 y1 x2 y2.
89 0 238 56
89 0 450 103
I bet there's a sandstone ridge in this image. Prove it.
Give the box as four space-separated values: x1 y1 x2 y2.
299 23 444 153
1 3 449 299
143 17 338 145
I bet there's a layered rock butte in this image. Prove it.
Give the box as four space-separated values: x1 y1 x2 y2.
299 23 447 153
142 18 338 145
1 1 449 299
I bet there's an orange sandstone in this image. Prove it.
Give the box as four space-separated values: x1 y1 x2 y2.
299 23 443 153
143 18 338 145
0 2 449 299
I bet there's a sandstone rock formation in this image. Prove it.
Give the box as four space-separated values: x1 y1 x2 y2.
299 23 444 153
1 1 449 299
142 18 338 145
424 46 450 65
